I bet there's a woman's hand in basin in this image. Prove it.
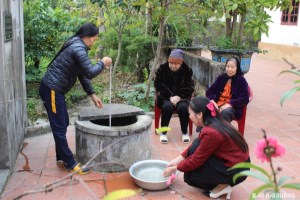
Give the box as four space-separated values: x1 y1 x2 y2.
163 166 177 177
167 155 185 167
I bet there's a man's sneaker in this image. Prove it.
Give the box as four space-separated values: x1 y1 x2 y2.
182 134 190 143
69 163 91 175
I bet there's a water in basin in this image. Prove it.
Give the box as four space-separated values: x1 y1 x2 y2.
134 167 168 182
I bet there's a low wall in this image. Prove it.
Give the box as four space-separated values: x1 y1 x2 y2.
258 42 300 65
183 51 225 89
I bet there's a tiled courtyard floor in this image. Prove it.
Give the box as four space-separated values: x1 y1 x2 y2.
1 52 300 200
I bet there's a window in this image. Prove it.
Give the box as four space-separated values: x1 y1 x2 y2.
281 0 299 25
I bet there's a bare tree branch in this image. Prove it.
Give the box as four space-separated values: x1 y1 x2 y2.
283 57 297 69
13 179 80 200
5 135 134 200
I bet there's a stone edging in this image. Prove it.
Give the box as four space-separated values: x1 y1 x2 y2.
25 123 51 138
24 112 155 138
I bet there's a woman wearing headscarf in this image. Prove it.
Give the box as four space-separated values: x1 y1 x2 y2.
206 56 249 122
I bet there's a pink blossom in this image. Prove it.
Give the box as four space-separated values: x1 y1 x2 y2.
255 137 286 162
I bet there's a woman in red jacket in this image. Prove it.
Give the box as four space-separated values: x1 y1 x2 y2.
163 96 250 199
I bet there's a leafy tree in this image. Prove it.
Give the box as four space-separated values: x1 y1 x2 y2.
123 29 156 83
92 0 143 89
91 0 218 100
218 0 293 48
145 0 219 100
23 0 94 80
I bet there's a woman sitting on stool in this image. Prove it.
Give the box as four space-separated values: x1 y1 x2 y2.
163 96 250 198
154 49 194 144
206 56 249 122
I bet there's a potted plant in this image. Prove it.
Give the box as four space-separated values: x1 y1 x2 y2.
210 0 292 74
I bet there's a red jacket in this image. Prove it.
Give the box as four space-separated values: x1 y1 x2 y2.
177 126 249 172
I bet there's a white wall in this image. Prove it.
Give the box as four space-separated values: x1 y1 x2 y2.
261 9 300 46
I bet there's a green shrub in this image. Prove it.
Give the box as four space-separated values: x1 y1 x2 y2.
65 83 89 107
27 98 46 122
27 98 36 121
116 83 154 112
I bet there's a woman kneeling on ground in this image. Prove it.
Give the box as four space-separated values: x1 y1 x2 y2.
163 96 250 199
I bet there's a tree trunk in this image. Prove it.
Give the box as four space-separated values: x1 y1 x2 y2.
124 52 141 85
98 8 105 58
112 32 123 90
231 9 238 45
145 0 168 101
186 6 192 46
99 8 106 33
145 17 165 100
225 17 231 38
145 3 152 36
34 59 40 68
100 1 127 90
237 13 245 45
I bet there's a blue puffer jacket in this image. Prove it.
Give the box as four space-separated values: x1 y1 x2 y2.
41 36 104 95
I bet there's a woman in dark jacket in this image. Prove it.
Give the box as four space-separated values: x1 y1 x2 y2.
154 49 194 144
206 56 249 122
163 96 250 198
39 22 112 174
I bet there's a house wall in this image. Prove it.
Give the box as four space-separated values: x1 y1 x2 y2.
259 8 300 64
261 9 300 46
0 0 27 172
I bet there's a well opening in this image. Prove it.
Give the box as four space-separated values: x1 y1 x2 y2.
90 116 137 126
